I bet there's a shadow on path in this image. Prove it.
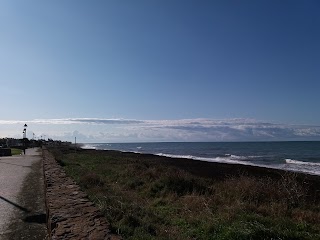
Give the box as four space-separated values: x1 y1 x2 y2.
24 213 46 224
0 196 30 213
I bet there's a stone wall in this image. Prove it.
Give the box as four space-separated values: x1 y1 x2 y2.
42 148 121 240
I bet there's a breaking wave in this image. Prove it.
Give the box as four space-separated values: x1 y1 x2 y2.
285 159 320 166
155 153 258 166
81 144 97 150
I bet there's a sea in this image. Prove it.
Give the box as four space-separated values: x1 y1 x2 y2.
82 141 320 176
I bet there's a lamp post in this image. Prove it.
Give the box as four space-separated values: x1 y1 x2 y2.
23 124 28 154
23 124 27 139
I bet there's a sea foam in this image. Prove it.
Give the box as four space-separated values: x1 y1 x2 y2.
286 159 320 166
81 144 97 150
155 153 257 166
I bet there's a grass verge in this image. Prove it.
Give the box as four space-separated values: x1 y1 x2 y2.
49 147 320 240
11 148 22 155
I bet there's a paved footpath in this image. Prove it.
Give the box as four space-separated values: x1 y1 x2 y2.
0 148 47 240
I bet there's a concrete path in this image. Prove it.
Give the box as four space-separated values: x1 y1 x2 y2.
0 148 47 239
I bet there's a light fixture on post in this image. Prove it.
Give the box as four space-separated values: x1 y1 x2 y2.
23 124 28 139
23 124 28 154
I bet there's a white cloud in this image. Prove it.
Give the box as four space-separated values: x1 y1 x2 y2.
0 118 143 125
1 118 320 142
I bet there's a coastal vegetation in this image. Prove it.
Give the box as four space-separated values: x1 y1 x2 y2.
49 146 320 240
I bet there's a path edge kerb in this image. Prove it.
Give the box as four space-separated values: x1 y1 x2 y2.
42 147 121 240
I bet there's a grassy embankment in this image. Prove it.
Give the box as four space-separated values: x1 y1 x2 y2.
49 147 320 240
11 148 22 155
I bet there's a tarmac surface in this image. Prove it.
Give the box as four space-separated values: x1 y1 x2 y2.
0 148 47 239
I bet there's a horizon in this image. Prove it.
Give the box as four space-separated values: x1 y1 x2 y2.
1 1 319 142
79 140 320 146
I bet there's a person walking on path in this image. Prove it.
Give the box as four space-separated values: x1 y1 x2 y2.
0 148 47 240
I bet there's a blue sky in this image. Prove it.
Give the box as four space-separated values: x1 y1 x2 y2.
0 1 320 142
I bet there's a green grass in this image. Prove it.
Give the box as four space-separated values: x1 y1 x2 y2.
11 148 22 155
49 147 320 240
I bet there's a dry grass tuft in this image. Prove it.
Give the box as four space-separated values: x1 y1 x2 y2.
79 172 105 188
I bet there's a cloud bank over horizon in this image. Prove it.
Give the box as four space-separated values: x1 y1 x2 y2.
1 118 320 143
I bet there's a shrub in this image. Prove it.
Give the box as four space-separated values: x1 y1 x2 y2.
79 172 104 188
278 172 306 211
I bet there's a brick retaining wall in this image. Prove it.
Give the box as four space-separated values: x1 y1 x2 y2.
42 148 121 240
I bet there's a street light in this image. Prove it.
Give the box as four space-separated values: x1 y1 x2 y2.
23 124 28 154
23 124 28 139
